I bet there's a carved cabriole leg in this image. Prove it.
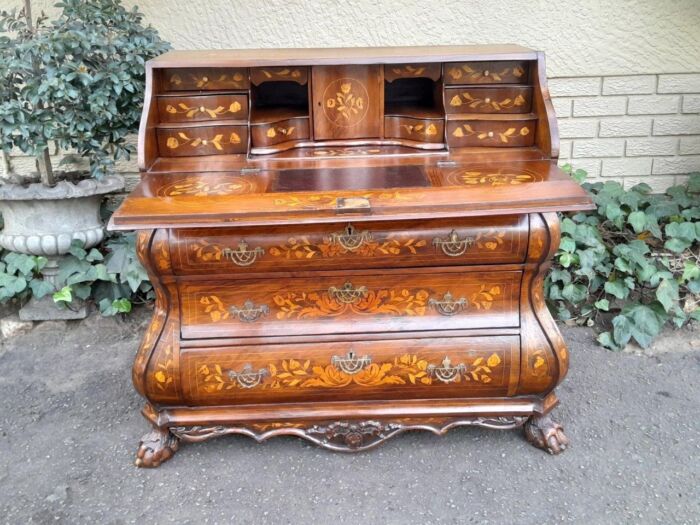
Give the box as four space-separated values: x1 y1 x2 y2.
524 413 569 455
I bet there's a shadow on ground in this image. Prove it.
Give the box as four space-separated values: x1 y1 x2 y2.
0 308 698 524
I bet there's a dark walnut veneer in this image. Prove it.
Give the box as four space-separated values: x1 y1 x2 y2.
109 45 593 467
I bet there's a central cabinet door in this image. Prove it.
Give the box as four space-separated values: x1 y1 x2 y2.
312 65 383 140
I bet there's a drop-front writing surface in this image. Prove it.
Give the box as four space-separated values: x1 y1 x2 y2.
109 45 593 467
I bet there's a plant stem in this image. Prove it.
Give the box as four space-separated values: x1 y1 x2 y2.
24 0 56 186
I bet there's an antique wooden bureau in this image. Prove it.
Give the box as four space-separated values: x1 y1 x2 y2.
109 45 593 467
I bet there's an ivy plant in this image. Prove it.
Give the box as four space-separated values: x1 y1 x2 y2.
546 167 700 350
0 232 152 315
0 0 170 183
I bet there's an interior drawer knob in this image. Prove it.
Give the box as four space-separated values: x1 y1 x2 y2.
432 230 475 257
222 240 265 266
428 292 468 316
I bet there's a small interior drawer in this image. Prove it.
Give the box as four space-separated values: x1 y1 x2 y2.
384 63 442 82
157 125 248 156
162 67 249 91
250 117 310 147
250 66 309 85
445 86 533 114
446 118 536 148
444 61 529 85
157 93 248 123
384 116 444 143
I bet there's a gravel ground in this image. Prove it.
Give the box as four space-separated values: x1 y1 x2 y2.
0 308 698 524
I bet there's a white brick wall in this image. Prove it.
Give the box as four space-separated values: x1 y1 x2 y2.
554 72 700 187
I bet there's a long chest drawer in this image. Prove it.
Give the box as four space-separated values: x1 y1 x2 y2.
171 215 528 275
179 270 521 339
181 335 520 405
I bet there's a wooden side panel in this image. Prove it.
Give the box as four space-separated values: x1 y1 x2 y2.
517 212 568 395
312 65 383 140
179 270 522 339
180 336 520 405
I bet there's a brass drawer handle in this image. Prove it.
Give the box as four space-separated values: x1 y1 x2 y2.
329 224 373 251
427 357 467 383
331 351 372 375
222 240 264 266
428 292 467 316
328 282 368 304
227 364 269 388
229 300 270 322
432 230 474 257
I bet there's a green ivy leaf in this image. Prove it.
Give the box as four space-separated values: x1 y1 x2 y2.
53 285 72 303
562 283 588 303
29 279 54 299
627 211 647 233
612 315 632 347
655 279 679 312
597 331 619 350
604 280 629 299
112 298 132 313
594 298 610 311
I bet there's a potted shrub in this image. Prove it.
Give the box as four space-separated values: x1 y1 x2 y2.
0 0 169 319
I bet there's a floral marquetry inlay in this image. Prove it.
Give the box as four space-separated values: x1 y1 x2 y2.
165 131 241 151
169 72 246 89
447 64 525 82
165 101 243 119
449 92 526 111
196 351 503 393
442 168 542 188
401 123 439 137
323 79 369 126
268 227 427 259
157 176 257 197
452 124 530 143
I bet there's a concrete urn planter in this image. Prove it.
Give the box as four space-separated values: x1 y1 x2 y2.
0 176 124 320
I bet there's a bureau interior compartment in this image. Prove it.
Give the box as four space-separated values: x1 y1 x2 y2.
250 80 310 122
384 77 444 120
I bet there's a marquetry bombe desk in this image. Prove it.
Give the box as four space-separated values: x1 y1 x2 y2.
109 45 594 467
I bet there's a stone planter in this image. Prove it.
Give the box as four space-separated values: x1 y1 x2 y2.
0 176 124 320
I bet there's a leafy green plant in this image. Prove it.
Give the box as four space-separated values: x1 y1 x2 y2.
0 0 169 183
0 232 152 315
546 167 700 350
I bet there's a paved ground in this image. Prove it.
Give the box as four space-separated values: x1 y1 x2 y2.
0 308 698 524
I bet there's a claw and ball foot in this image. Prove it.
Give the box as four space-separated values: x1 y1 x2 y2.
524 414 569 454
135 427 179 468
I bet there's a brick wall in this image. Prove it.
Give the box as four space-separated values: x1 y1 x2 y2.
551 73 700 189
